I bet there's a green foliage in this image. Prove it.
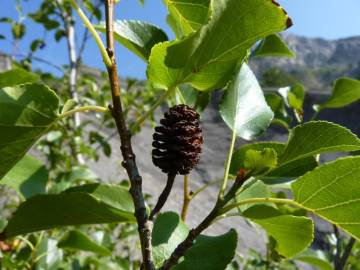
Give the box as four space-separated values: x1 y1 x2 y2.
278 83 305 112
148 0 291 91
220 63 274 140
0 68 39 88
243 148 278 175
35 237 63 270
234 180 271 212
152 212 188 267
58 229 111 256
253 34 295 58
265 92 292 129
316 77 360 111
176 84 211 114
164 0 210 37
230 143 317 183
279 121 360 165
152 212 237 269
295 250 333 270
1 155 48 199
243 205 313 258
96 20 168 61
3 185 135 238
292 156 360 240
11 23 26 40
173 230 238 270
0 83 59 179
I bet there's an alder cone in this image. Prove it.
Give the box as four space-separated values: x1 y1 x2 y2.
152 104 203 175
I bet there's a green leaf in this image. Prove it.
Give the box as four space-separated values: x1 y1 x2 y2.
220 63 274 140
148 0 291 91
279 121 360 165
0 219 7 232
234 180 271 212
96 20 168 61
230 142 317 183
30 39 45 52
295 250 333 270
166 13 183 38
177 84 211 114
317 77 360 111
264 156 318 184
278 83 305 111
55 29 66 42
83 0 102 21
265 92 291 129
12 23 26 40
243 205 314 258
173 229 238 270
35 238 63 270
0 83 59 179
0 68 39 88
230 142 284 175
61 99 77 114
163 0 210 36
292 156 360 240
152 212 189 267
244 148 278 175
253 34 295 58
1 155 48 199
61 166 98 183
2 185 135 238
58 230 111 256
65 184 135 219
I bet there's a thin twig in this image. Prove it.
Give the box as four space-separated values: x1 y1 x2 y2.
181 175 191 221
103 1 154 269
150 173 176 220
13 53 65 73
190 179 222 199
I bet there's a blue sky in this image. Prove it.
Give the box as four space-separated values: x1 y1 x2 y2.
0 0 360 79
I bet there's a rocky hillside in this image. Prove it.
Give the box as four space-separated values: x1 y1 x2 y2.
252 34 360 91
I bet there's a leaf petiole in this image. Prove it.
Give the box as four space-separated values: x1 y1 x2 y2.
218 128 237 199
68 0 112 68
58 105 109 120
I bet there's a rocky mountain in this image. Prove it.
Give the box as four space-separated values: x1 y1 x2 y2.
252 34 360 91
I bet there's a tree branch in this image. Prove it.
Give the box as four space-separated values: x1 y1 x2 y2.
160 173 247 270
150 173 176 220
103 1 154 269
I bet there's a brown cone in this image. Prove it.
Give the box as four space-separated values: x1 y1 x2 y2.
152 104 203 175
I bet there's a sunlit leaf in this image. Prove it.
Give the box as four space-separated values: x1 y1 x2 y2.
1 155 48 199
148 0 291 91
253 34 295 58
292 156 360 240
220 63 273 140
